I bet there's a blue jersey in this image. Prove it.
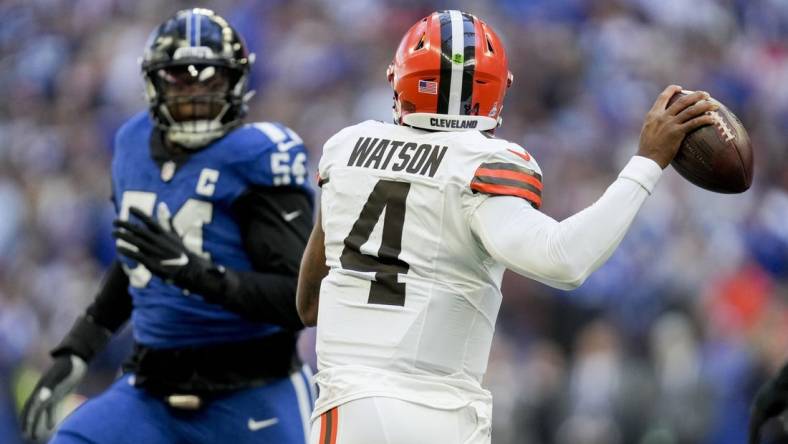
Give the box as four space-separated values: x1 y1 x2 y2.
111 112 311 349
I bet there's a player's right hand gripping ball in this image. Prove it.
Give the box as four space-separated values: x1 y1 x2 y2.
668 91 753 193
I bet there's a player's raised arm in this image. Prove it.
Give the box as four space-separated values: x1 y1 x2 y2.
470 86 718 290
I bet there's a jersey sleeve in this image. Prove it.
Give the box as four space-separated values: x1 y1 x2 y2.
316 144 330 188
470 146 544 209
470 156 662 290
316 154 329 188
317 123 360 188
238 122 311 191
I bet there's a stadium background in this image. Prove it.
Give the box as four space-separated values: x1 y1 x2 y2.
0 0 786 443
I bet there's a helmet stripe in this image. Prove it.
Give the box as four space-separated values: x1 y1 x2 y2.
437 11 476 116
195 11 202 46
437 11 452 114
185 10 192 47
447 10 464 115
188 10 197 47
460 13 476 116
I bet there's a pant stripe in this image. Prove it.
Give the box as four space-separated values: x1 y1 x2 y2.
331 407 339 444
321 409 330 444
320 407 338 444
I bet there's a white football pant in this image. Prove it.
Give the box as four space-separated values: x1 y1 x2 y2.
309 397 490 444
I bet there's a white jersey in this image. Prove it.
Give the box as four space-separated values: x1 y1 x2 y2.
313 120 543 417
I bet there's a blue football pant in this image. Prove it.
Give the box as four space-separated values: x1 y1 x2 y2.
50 365 315 444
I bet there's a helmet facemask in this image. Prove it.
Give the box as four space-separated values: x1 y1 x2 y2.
144 63 251 149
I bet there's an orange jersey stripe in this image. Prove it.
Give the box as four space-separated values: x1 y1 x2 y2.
474 167 543 191
471 181 542 208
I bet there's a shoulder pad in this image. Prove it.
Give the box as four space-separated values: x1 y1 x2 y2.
231 122 309 188
114 112 152 150
246 121 304 152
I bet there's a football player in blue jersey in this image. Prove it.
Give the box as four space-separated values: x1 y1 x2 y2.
20 8 315 444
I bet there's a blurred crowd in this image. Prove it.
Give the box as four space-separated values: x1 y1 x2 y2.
0 0 786 443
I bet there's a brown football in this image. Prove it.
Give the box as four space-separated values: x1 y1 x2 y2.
667 91 753 193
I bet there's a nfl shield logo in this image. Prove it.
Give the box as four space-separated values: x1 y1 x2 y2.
161 161 176 182
418 80 438 95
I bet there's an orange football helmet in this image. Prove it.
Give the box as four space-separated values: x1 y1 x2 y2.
388 10 513 132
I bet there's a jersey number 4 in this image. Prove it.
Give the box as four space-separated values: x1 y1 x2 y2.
340 180 411 306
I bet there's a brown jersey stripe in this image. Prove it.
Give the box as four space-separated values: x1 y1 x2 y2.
472 175 542 198
478 162 543 180
471 181 542 208
474 167 543 190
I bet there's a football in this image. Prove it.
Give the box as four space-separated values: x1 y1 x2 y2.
667 91 753 193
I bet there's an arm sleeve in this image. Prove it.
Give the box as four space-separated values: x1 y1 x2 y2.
86 261 133 332
51 261 132 360
200 186 313 329
469 156 662 290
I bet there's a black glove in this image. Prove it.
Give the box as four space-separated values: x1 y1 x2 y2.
20 354 87 442
750 364 788 444
113 206 226 297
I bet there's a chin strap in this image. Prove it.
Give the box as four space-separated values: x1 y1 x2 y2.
159 101 230 149
166 124 225 149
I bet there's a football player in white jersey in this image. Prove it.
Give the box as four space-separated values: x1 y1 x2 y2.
297 10 718 444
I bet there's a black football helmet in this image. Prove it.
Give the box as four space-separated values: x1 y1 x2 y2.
141 8 254 149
